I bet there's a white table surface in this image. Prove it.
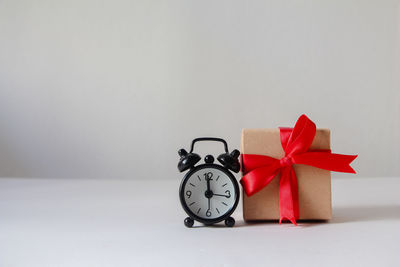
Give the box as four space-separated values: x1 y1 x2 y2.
0 177 399 267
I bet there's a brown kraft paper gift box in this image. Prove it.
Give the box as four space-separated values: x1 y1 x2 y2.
241 128 332 221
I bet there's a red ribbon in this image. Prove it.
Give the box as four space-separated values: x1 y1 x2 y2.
240 115 357 225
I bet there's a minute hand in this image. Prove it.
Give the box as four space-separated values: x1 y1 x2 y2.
206 178 211 191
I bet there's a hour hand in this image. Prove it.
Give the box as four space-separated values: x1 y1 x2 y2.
213 190 231 198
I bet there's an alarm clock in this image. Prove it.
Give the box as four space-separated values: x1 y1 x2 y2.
177 137 240 228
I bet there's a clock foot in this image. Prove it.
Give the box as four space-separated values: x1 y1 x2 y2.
184 217 194 228
225 217 235 227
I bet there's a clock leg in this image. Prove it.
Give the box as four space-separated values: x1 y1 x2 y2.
184 217 194 228
225 217 235 227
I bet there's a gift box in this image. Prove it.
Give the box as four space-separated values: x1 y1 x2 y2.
240 115 357 225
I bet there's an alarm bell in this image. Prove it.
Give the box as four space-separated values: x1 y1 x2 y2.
177 149 201 172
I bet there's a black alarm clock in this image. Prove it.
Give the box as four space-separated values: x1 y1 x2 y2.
177 137 240 228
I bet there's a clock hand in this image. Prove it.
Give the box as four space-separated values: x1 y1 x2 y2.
213 193 229 197
206 177 211 192
213 191 231 198
204 173 214 200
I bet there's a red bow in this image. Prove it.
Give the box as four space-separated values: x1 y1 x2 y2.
240 115 357 225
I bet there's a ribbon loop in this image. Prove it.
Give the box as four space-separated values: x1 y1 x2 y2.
241 114 357 225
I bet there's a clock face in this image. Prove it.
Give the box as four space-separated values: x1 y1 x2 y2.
180 165 238 222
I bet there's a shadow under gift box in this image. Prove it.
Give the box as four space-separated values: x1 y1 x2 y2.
241 128 332 221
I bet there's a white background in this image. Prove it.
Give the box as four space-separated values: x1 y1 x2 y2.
0 177 399 267
0 0 399 179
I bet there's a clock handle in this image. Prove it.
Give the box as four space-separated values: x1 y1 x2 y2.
189 137 229 154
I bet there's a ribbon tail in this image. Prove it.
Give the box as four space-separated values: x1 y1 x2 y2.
278 167 299 225
294 153 358 173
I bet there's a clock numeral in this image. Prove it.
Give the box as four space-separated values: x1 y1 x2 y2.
186 190 192 198
197 208 201 214
216 208 220 214
222 201 228 206
225 190 231 198
204 172 213 181
206 209 212 217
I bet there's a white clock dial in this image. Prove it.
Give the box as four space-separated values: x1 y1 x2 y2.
183 167 237 220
